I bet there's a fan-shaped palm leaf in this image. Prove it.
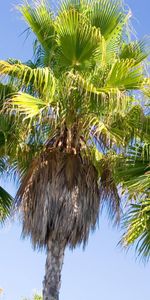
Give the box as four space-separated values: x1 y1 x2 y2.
55 9 101 67
0 61 56 98
19 1 55 53
106 59 144 90
89 0 125 39
0 186 13 222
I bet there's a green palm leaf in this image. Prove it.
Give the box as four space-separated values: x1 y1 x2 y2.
0 82 16 103
0 61 56 99
0 186 13 222
19 1 55 54
120 39 150 65
55 9 101 67
0 158 13 222
106 59 144 90
7 93 50 120
89 0 125 39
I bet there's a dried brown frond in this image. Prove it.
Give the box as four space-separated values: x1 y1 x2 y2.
16 147 100 249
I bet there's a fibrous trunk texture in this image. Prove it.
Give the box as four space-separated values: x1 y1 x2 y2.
43 239 65 300
18 151 100 248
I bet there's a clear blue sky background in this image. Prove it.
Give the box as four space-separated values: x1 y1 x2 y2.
0 1 150 299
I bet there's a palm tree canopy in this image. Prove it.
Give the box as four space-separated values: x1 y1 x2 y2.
0 0 150 248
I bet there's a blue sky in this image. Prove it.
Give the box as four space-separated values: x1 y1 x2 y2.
0 1 150 300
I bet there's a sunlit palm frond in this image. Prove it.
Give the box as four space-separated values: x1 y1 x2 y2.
106 59 144 90
88 0 131 64
89 0 125 39
7 93 51 120
69 71 136 115
70 71 121 95
18 1 55 55
127 172 150 197
116 140 150 260
0 61 56 98
55 9 101 67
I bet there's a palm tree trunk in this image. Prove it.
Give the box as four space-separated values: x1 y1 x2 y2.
43 238 65 300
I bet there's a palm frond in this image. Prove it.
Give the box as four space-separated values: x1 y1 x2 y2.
55 9 101 67
117 142 150 185
0 61 56 98
106 59 144 90
6 93 51 120
0 186 13 222
88 0 131 64
122 199 150 261
89 0 125 39
0 83 16 105
18 1 55 56
70 72 131 113
120 38 150 64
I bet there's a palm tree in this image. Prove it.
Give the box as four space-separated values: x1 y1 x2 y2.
0 0 150 299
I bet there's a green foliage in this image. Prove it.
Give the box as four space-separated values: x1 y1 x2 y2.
19 2 55 53
105 59 144 90
89 0 126 38
122 198 150 261
0 186 13 222
120 38 150 64
55 9 101 67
